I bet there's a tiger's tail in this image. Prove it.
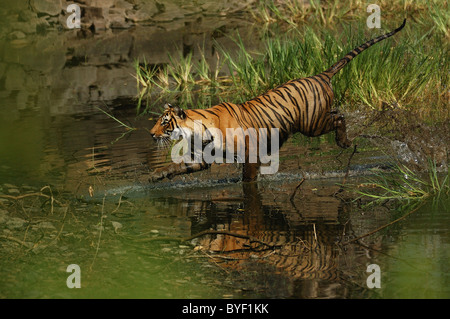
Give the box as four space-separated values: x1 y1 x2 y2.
323 19 406 77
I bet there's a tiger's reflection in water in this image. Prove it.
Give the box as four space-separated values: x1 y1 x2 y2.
143 180 381 298
186 182 374 298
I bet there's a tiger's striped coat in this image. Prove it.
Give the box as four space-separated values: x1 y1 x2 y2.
149 20 406 182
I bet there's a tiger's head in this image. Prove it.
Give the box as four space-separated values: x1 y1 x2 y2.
149 103 187 147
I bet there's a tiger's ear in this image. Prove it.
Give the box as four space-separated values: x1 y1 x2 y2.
164 103 172 110
173 105 186 119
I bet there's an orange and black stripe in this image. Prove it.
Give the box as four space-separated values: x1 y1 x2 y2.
235 19 406 142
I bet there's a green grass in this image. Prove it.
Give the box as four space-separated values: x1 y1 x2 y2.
355 159 449 204
134 0 448 121
219 24 448 115
252 0 359 28
253 0 449 38
134 51 231 113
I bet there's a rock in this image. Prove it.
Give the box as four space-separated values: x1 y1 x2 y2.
109 9 131 29
201 0 256 14
200 2 220 13
114 0 134 11
85 0 115 7
91 19 108 32
125 2 158 22
152 2 185 22
391 140 423 165
19 10 38 22
30 0 63 17
82 6 109 31
110 19 132 29
180 4 203 16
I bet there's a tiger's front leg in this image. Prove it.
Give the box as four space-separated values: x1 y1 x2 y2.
242 162 260 182
149 160 210 182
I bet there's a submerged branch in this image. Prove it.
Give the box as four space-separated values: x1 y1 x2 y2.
0 186 65 209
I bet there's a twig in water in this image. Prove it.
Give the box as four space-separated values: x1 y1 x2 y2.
95 106 136 131
0 186 63 208
111 192 134 216
199 249 230 274
290 178 305 202
313 223 317 243
289 178 305 217
90 195 106 271
333 144 358 197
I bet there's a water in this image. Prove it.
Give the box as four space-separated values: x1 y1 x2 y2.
380 199 450 298
1 5 449 300
2 170 448 298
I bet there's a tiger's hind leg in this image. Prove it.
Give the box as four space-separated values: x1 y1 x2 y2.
334 114 352 149
316 111 352 149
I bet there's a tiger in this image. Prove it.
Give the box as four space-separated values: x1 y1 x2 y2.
149 19 406 183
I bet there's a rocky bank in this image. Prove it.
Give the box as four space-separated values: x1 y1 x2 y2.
0 0 259 117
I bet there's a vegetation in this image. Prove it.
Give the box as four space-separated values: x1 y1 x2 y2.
253 0 449 38
355 159 449 205
134 0 449 122
134 53 232 113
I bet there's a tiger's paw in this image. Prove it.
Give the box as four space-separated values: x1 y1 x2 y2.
149 168 171 183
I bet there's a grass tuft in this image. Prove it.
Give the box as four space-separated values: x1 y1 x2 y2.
355 159 449 204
